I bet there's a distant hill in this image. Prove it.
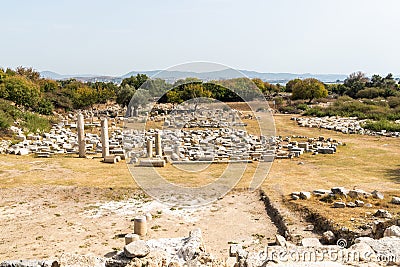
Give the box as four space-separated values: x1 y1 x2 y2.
120 69 349 83
40 71 99 80
40 71 121 83
40 69 350 84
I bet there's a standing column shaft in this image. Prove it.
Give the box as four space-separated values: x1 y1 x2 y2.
77 113 86 158
155 132 162 157
174 143 180 155
147 139 153 158
101 118 109 158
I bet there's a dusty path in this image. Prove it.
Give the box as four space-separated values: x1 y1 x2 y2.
0 186 278 260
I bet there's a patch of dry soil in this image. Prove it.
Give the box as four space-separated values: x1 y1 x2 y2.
0 186 278 260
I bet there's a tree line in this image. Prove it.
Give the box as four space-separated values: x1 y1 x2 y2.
1 67 400 116
0 67 118 115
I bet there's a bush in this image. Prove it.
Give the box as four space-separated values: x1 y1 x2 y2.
0 99 52 133
387 96 400 108
304 99 394 120
362 120 400 132
355 87 385 99
35 98 54 115
21 113 51 133
278 106 301 114
0 110 12 129
296 103 309 111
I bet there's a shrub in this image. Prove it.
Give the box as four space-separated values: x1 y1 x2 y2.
35 98 54 115
296 103 309 111
387 96 400 108
21 113 51 133
0 110 12 129
362 120 400 132
278 106 300 114
355 87 385 99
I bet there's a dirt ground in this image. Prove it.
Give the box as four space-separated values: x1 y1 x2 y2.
0 186 279 260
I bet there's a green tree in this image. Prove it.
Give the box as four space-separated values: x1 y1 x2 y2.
166 90 183 104
121 74 149 89
72 85 97 109
129 89 150 110
252 78 265 92
285 78 301 93
15 66 40 81
2 75 41 107
291 78 328 103
326 83 348 96
39 79 59 93
180 83 212 101
142 78 171 97
116 85 136 107
344 72 369 98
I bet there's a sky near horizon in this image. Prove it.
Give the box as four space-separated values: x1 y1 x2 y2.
1 0 399 76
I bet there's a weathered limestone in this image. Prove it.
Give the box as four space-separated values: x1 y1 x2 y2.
177 228 204 261
348 189 369 199
384 225 400 237
134 216 147 236
322 231 335 244
139 159 166 167
334 202 346 208
77 113 86 158
372 190 384 200
124 240 150 258
146 139 153 158
301 237 322 247
374 209 392 219
103 155 121 164
145 213 152 221
229 244 242 257
299 191 311 200
155 132 162 157
331 187 348 196
275 234 287 247
391 196 400 205
0 260 59 267
101 118 110 158
347 202 356 208
125 233 140 245
355 200 365 207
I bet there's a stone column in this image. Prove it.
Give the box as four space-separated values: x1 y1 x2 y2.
101 118 109 158
134 216 147 236
155 132 162 157
77 113 86 158
146 139 153 158
174 144 180 155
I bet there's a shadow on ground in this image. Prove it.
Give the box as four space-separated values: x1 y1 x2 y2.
386 166 400 184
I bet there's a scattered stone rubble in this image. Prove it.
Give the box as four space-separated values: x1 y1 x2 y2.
291 187 400 216
233 234 400 266
293 116 400 137
294 187 383 205
124 131 343 166
0 112 125 160
1 104 344 166
3 226 400 267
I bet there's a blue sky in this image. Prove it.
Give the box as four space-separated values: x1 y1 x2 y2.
1 0 399 76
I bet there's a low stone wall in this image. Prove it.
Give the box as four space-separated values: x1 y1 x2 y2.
259 190 290 239
288 200 400 245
